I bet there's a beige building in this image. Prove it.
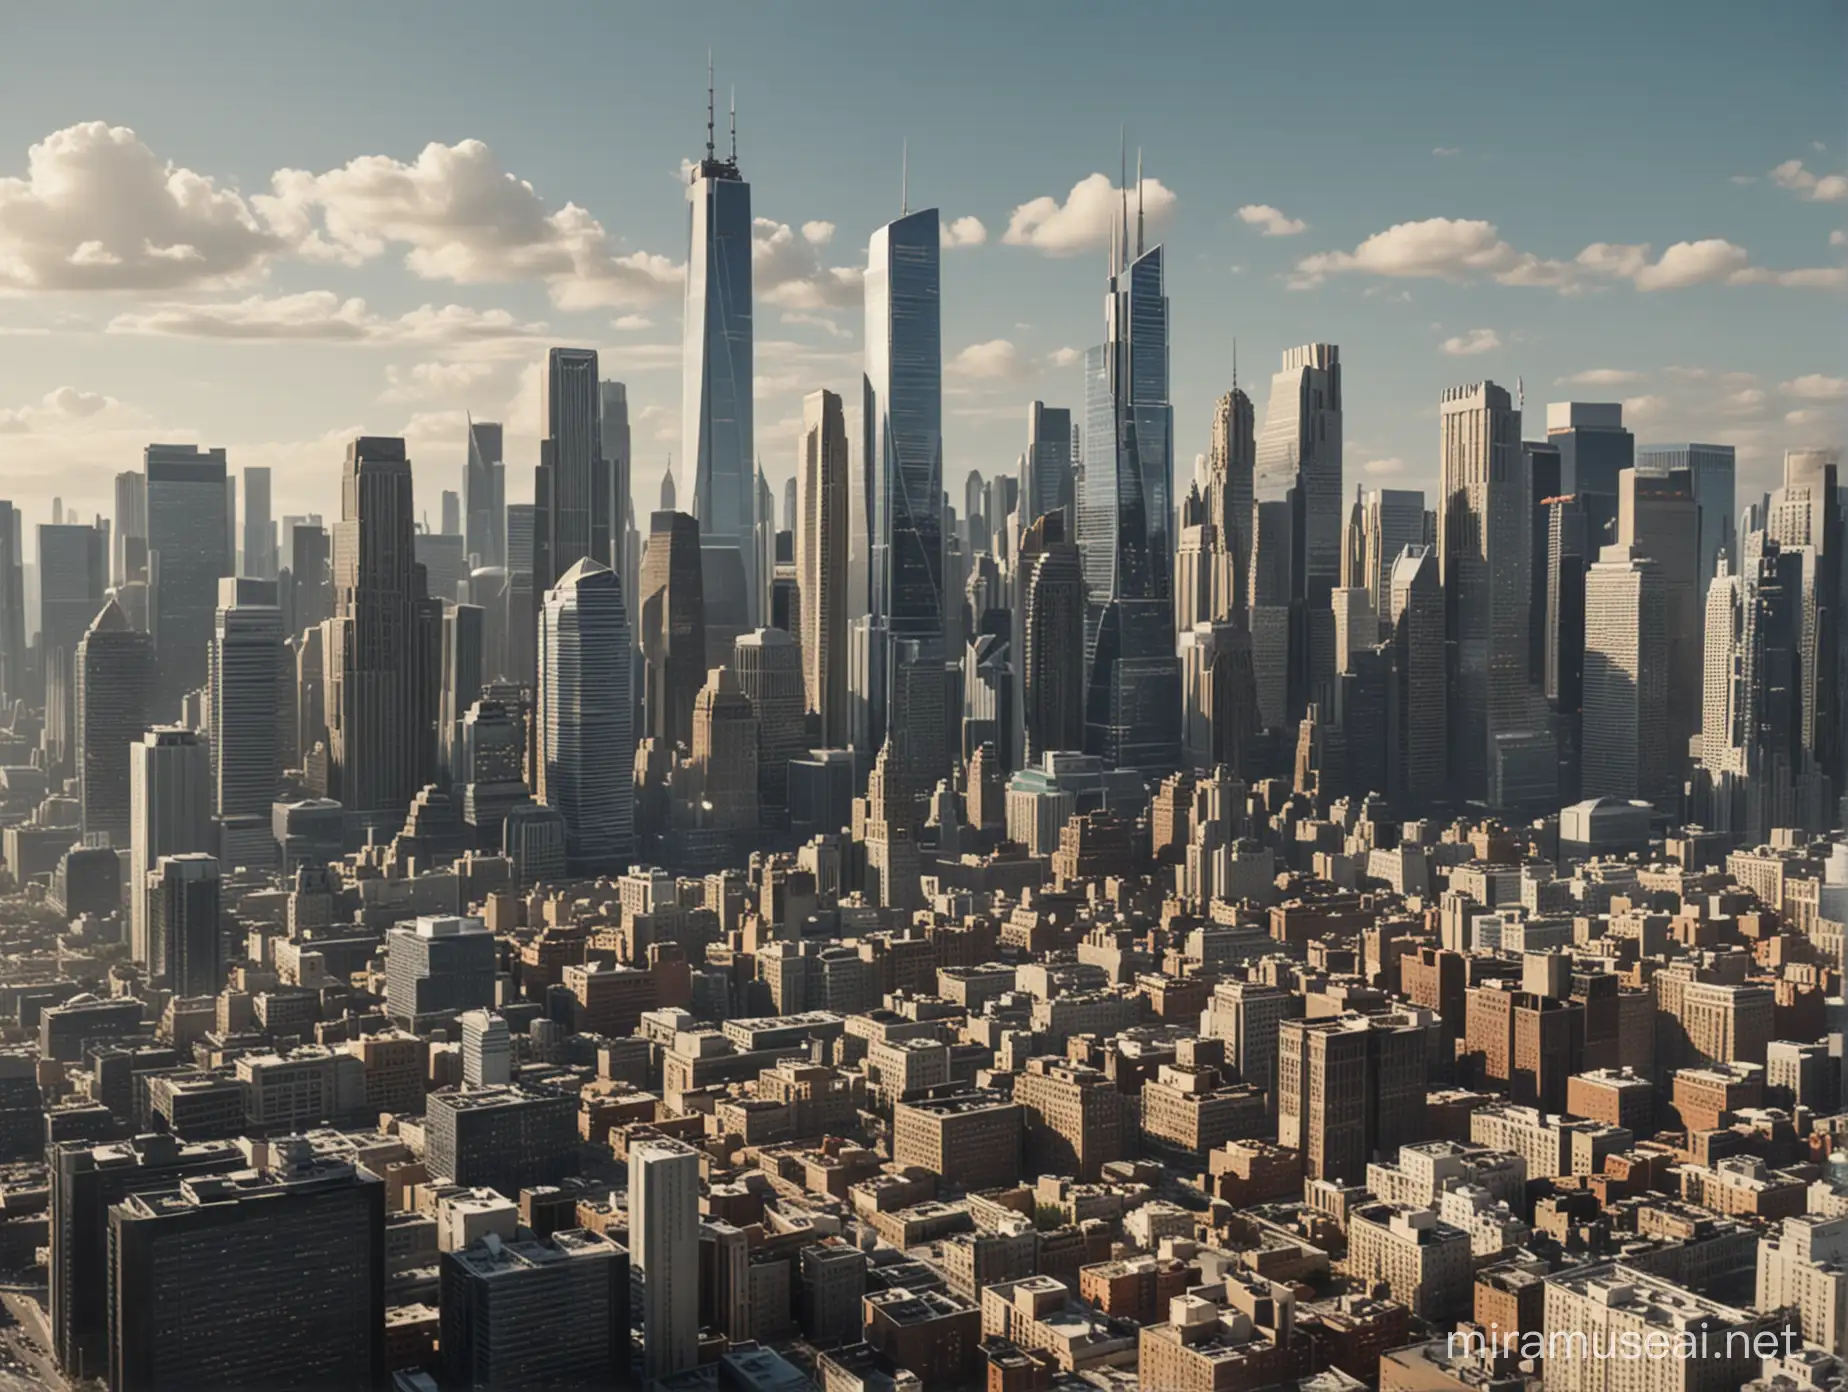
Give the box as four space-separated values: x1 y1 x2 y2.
1012 1058 1128 1182
1541 1264 1772 1392
1755 1215 1848 1353
891 1092 1021 1192
1345 1203 1472 1321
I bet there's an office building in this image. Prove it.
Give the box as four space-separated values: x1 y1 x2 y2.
145 444 230 717
128 727 212 970
1543 496 1590 800
75 599 151 846
1637 442 1735 600
38 519 109 767
0 500 24 707
1617 469 1699 782
1346 1203 1473 1321
1208 382 1256 610
1018 511 1085 766
1388 545 1446 808
632 1137 701 1381
241 465 274 580
1022 400 1075 532
1541 1264 1770 1392
798 388 849 747
1546 402 1634 552
384 915 496 1028
1277 1013 1429 1183
441 1229 631 1389
439 602 484 786
864 205 946 789
683 84 758 663
464 418 506 570
1013 1058 1129 1181
209 578 281 867
640 510 707 750
147 853 222 997
1079 186 1179 775
1256 341 1344 634
113 470 148 591
1582 544 1668 803
537 559 632 875
459 1009 512 1087
107 1142 385 1392
1362 489 1426 640
1755 1214 1848 1355
1178 621 1261 776
600 380 632 578
534 346 608 614
460 698 528 847
734 628 805 821
892 1091 1022 1191
426 1085 577 1196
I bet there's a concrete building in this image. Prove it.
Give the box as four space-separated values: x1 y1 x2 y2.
1755 1214 1848 1355
440 1229 630 1389
631 1138 700 1381
128 727 212 971
892 1092 1022 1192
1347 1202 1473 1321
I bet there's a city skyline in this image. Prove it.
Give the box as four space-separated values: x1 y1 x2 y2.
0 1 1843 532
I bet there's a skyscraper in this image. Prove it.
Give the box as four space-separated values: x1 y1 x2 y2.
209 578 281 868
0 501 23 707
145 443 230 717
1015 512 1085 765
798 388 849 747
1021 401 1075 532
537 559 633 876
328 436 425 832
1582 544 1669 802
1388 544 1446 808
639 511 707 750
600 379 632 577
128 727 212 970
1543 496 1590 801
242 466 275 580
864 206 945 789
1078 180 1179 775
534 346 606 604
1618 468 1700 784
1767 449 1841 802
1362 489 1427 640
1439 381 1533 805
1256 343 1343 610
464 418 506 569
112 471 147 591
147 852 223 997
1637 442 1735 600
683 77 757 660
37 519 108 762
1208 383 1256 610
1178 621 1261 776
75 599 151 847
1546 402 1633 552
439 603 485 787
734 628 805 823
631 1138 700 1381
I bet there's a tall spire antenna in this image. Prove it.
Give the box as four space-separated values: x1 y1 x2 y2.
1232 338 1238 392
1135 147 1145 259
705 53 715 161
901 139 909 217
729 87 736 163
1118 127 1128 277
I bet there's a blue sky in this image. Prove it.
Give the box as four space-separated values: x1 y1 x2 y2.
1 0 1842 532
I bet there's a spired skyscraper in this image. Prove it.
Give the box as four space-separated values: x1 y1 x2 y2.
682 72 756 667
1078 169 1180 776
862 203 945 792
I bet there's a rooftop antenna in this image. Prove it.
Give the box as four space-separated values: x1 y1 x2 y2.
901 139 909 217
729 86 736 164
1135 147 1145 259
1518 375 1525 412
1232 338 1238 392
705 52 715 161
1118 127 1128 276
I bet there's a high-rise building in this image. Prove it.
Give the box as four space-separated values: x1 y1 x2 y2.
440 488 461 537
1618 469 1700 783
440 1229 632 1390
112 471 147 591
534 346 607 609
1178 621 1261 776
1637 442 1735 600
1543 497 1590 802
683 81 757 663
734 628 805 822
439 603 484 787
600 379 632 578
1208 383 1256 611
1545 402 1633 554
692 666 760 835
288 522 332 637
639 511 706 750
128 727 212 970
0 501 23 707
460 698 528 848
1766 449 1841 802
145 444 230 717
1277 1013 1429 1183
1078 187 1179 775
1439 381 1534 806
1582 544 1669 802
464 418 507 570
459 1008 512 1086
1388 545 1446 809
147 852 222 997
537 559 633 876
1021 401 1075 532
242 465 274 580
1363 489 1426 640
631 1137 701 1381
328 436 428 833
38 519 109 760
1256 343 1343 614
209 577 281 867
864 206 945 789
75 599 151 847
1018 512 1085 765
798 388 849 747
107 1142 385 1392
384 915 496 1028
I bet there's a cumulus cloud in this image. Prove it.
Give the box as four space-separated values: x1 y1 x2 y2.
947 339 1032 383
801 221 835 246
380 360 498 404
1048 346 1083 368
1291 217 1845 293
1362 458 1406 476
1769 159 1848 203
1003 172 1177 256
1557 368 1646 386
1832 229 1846 247
941 215 987 249
1237 204 1306 237
1780 374 1848 402
0 385 133 434
106 291 547 347
753 217 862 309
1621 395 1672 428
1440 327 1501 357
612 314 653 331
0 121 284 291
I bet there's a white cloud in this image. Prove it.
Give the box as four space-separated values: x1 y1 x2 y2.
0 121 283 291
1621 395 1672 428
255 137 683 309
380 360 498 404
1786 408 1833 428
0 385 137 435
801 221 835 246
1769 159 1848 203
1720 387 1767 415
780 311 852 341
1832 230 1846 247
947 339 1031 383
1048 346 1083 368
1236 204 1306 237
1557 368 1646 386
1003 172 1177 256
941 215 987 249
1362 457 1405 476
1440 327 1501 357
105 291 547 347
753 217 862 309
1729 174 1759 185
1432 147 1462 158
613 314 653 331
1780 374 1848 402
1292 218 1845 293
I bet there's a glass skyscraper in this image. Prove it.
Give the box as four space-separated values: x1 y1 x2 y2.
1078 222 1180 776
145 443 229 718
682 96 756 664
538 558 633 875
862 207 944 788
1637 441 1736 599
464 418 505 570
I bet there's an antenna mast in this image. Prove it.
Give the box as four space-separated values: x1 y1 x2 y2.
901 140 909 217
1118 127 1128 276
1135 147 1144 258
705 53 715 161
729 87 736 163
